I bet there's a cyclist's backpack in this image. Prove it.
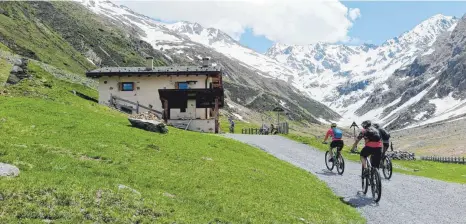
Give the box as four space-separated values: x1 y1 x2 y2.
365 126 381 142
377 127 390 141
332 128 343 139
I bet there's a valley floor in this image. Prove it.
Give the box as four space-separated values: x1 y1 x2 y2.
225 134 466 224
391 118 466 157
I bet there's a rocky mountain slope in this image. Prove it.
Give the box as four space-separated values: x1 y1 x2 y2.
376 14 466 130
3 0 465 131
0 1 340 124
266 14 459 128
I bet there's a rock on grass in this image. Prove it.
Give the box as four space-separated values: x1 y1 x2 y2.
0 163 20 177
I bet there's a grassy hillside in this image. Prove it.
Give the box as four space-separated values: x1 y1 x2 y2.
31 1 167 68
0 57 12 84
287 133 466 184
0 62 364 223
0 2 95 74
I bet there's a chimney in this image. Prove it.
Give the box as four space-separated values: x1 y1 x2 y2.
202 57 210 67
145 56 154 70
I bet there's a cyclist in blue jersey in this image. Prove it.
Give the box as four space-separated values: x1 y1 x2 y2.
323 123 344 162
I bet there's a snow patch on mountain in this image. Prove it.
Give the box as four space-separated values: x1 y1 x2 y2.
267 14 458 127
79 0 465 129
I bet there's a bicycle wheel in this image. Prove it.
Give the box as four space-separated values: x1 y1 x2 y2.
325 151 335 171
382 157 393 179
361 168 369 194
336 153 345 175
371 168 382 202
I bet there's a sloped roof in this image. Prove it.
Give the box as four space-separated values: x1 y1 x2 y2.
86 65 222 78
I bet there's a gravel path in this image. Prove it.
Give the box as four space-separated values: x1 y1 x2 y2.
225 134 466 224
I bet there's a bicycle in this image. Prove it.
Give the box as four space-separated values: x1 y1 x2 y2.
380 151 393 180
361 155 382 202
323 142 345 175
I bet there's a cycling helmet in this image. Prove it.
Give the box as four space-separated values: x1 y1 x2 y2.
373 123 380 129
361 120 372 129
331 123 337 128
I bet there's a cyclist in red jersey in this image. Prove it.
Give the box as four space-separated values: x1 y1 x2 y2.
351 120 382 177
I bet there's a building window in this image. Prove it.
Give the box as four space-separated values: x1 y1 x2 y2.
180 108 186 112
119 82 135 91
176 82 189 89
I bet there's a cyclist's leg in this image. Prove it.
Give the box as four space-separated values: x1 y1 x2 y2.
371 147 382 169
360 146 371 176
382 143 389 159
337 140 344 155
329 141 335 162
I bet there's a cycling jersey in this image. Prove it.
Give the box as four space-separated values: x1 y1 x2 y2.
325 128 342 141
357 128 382 148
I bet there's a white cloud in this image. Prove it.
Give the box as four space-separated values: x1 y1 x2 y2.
342 36 360 44
349 8 361 21
114 0 361 45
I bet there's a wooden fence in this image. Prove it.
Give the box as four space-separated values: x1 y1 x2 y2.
241 122 289 135
110 94 163 117
420 156 466 165
242 128 261 135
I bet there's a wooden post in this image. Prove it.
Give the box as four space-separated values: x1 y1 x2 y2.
163 99 168 123
136 101 140 114
214 97 219 134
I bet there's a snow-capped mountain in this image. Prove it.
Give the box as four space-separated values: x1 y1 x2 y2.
365 14 466 130
78 0 340 123
80 0 466 130
165 21 297 83
266 14 458 127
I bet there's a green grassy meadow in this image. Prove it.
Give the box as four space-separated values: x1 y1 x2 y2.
0 62 365 223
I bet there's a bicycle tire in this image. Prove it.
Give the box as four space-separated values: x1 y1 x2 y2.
325 151 335 171
371 168 382 202
336 153 345 175
362 168 369 194
382 157 393 179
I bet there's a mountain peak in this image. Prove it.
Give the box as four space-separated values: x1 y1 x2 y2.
381 13 457 47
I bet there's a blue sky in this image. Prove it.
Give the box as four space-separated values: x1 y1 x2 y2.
241 1 466 53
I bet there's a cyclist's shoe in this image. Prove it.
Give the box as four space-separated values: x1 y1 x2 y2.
328 157 334 163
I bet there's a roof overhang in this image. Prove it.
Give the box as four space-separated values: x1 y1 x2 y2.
86 71 221 78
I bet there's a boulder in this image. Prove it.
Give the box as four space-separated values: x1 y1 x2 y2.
0 8 8 17
0 163 19 177
10 65 23 74
386 150 416 160
128 118 168 134
13 59 23 66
